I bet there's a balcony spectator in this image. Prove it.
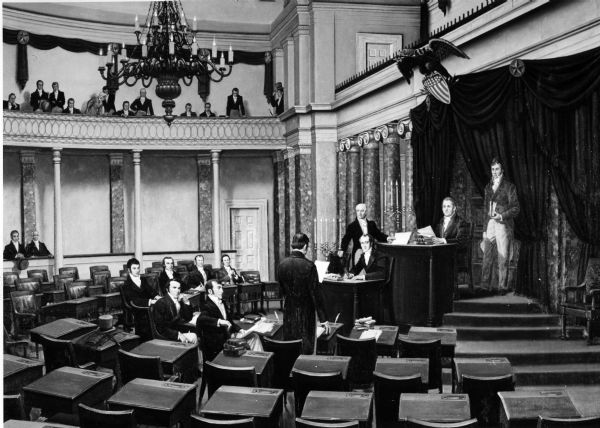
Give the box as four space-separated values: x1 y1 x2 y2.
180 103 197 117
4 93 20 111
30 80 48 111
131 88 154 116
101 86 116 114
63 98 81 115
226 87 245 117
25 230 52 257
199 102 216 118
48 81 66 111
115 100 133 117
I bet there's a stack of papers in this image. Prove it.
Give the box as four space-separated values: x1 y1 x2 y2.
359 329 382 340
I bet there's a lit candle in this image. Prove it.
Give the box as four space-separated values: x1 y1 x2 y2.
313 218 317 244
98 48 104 67
153 10 158 25
192 38 198 56
212 37 217 58
325 218 328 244
228 45 233 63
219 52 225 66
141 41 148 58
169 34 174 55
121 42 127 59
134 15 139 31
193 16 197 31
180 11 185 25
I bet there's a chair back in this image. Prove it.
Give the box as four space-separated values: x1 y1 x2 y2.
28 269 49 282
78 403 136 428
456 222 475 289
10 290 39 315
108 277 126 293
146 267 163 275
399 338 442 392
38 334 78 372
66 280 89 299
405 418 480 428
190 415 255 427
141 273 161 296
240 270 261 284
117 349 164 386
262 337 303 391
130 303 153 342
295 418 359 427
89 265 110 277
373 372 423 428
148 304 169 340
291 369 344 416
178 260 194 272
152 261 163 268
3 272 19 286
537 415 600 428
3 394 26 422
59 266 79 279
462 374 514 426
91 270 111 288
15 277 41 293
175 265 188 274
204 361 257 398
238 283 262 315
336 334 377 386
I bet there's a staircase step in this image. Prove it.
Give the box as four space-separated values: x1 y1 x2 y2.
451 326 564 341
456 340 600 365
514 363 600 386
444 312 560 327
453 296 543 314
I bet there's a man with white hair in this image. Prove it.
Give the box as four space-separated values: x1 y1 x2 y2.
131 88 154 116
338 203 388 267
25 230 52 257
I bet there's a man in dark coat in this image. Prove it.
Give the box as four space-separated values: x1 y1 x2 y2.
3 230 25 260
339 203 388 267
4 93 20 111
226 88 245 117
130 88 154 116
122 257 160 307
152 280 196 343
278 233 329 354
198 102 216 118
433 197 470 250
349 234 387 281
114 101 133 117
196 279 241 362
158 256 182 293
48 81 66 110
30 80 48 111
62 98 81 115
187 254 212 289
25 230 52 257
180 103 197 117
214 254 243 285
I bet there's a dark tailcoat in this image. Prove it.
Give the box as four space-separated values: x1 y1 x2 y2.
199 111 216 117
62 107 81 114
152 295 193 341
103 92 116 113
25 241 51 257
3 101 20 110
226 95 245 116
180 111 197 117
351 249 387 280
122 275 158 307
48 91 66 110
3 242 25 260
130 97 154 115
187 266 212 288
278 251 328 354
215 267 243 284
268 94 284 115
30 90 48 111
482 178 520 232
340 218 388 262
196 297 240 361
158 270 183 293
435 214 470 250
114 109 133 117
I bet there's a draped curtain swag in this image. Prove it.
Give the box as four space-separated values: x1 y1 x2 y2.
410 46 600 303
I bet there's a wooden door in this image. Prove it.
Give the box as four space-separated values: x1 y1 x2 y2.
230 208 260 271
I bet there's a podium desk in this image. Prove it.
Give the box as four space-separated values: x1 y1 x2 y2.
301 391 373 428
375 357 429 387
73 328 140 369
399 393 470 423
293 355 351 380
349 325 399 356
4 354 44 394
378 243 456 326
201 385 284 428
108 378 196 427
213 350 274 387
23 366 113 416
235 318 283 340
498 389 581 428
453 357 512 393
131 339 198 383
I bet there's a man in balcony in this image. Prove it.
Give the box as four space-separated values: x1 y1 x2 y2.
3 230 25 260
180 103 197 117
115 101 133 117
62 98 81 115
48 81 66 111
199 102 216 118
226 88 245 117
30 80 48 111
131 88 154 116
4 93 20 111
25 230 52 257
100 86 116 114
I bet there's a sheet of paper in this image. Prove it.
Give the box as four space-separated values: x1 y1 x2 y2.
316 326 325 338
393 231 412 245
315 260 330 283
190 312 200 325
359 329 382 340
418 225 436 237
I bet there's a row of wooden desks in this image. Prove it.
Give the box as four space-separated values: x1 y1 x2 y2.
130 339 198 383
213 350 274 387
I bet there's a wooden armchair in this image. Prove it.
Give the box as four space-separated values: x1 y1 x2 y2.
27 268 49 282
37 334 95 372
58 266 79 279
78 403 136 428
561 257 600 344
4 326 29 357
10 291 41 336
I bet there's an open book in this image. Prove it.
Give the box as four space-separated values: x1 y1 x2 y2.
417 225 436 237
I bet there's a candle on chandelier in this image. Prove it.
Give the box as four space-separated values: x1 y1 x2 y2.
219 52 225 67
212 37 217 58
228 45 233 63
99 48 104 67
141 41 148 58
169 34 174 55
153 10 158 25
193 16 197 31
121 43 127 59
192 38 198 56
134 15 139 31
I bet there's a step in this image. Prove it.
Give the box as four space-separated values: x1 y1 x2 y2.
451 326 565 341
453 296 543 314
444 312 560 327
456 340 600 365
514 363 600 386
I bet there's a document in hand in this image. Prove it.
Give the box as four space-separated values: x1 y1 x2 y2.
417 225 436 237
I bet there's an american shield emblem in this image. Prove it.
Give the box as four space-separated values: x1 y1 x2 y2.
423 71 451 104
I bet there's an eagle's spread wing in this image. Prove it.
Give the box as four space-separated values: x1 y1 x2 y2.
428 38 470 61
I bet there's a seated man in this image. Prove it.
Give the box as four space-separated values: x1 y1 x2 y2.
3 230 25 260
25 230 52 257
122 257 160 307
4 93 20 111
198 102 216 118
215 254 243 284
30 80 48 111
196 280 242 361
115 100 133 117
180 103 197 117
130 88 154 116
158 256 182 293
187 254 212 290
153 280 197 344
432 196 469 249
348 234 386 280
62 98 81 115
48 81 66 110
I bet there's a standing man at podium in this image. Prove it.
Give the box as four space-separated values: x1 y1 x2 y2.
338 203 388 267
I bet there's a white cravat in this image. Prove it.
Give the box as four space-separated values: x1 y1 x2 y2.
140 97 146 104
12 241 19 251
166 269 174 279
209 294 227 319
358 218 368 235
131 275 141 287
35 241 40 250
200 268 207 282
54 91 59 98
443 216 452 233
169 293 180 314
363 249 372 265
492 175 502 192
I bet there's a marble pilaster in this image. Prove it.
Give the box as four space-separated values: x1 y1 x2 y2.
52 148 64 268
109 153 125 253
197 155 213 251
361 130 381 224
405 137 417 231
273 151 286 265
285 147 297 243
337 144 348 239
380 124 401 234
345 138 361 225
211 150 222 265
20 150 37 243
296 146 313 249
132 150 143 264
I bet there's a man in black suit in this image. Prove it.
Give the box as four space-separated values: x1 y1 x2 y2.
122 257 160 307
432 197 469 250
30 80 48 111
158 256 182 293
226 88 245 117
130 88 154 116
25 230 52 257
215 254 243 284
48 81 66 110
115 101 133 117
196 279 242 361
349 234 387 281
3 230 25 260
153 280 197 343
62 98 81 115
180 103 197 117
101 86 116 114
198 102 216 118
4 93 20 111
267 82 284 115
187 254 212 290
339 203 388 267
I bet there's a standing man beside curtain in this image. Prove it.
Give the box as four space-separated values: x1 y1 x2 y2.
338 203 388 268
480 158 520 294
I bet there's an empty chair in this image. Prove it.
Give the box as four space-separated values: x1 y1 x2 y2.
262 337 302 403
405 419 479 428
59 266 79 279
130 302 153 342
178 260 194 272
28 268 49 282
4 272 19 286
89 265 110 277
37 334 94 372
107 277 126 293
292 369 345 416
54 273 75 292
174 265 188 275
146 266 163 275
537 415 600 428
10 290 40 336
462 374 514 426
238 283 263 314
4 394 26 422
204 361 257 398
91 270 111 290
119 269 128 277
116 349 177 387
240 270 261 284
66 280 89 299
295 419 359 428
152 261 163 268
141 273 161 296
399 338 442 392
78 403 136 428
336 334 377 387
4 326 29 357
15 277 41 293
373 372 423 428
191 415 255 427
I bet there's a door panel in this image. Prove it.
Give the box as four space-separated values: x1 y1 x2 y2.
230 208 259 271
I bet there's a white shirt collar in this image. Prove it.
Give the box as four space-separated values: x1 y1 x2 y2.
130 275 141 287
168 293 180 311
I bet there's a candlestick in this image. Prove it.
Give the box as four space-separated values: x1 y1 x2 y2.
192 38 198 56
142 41 148 58
212 37 217 58
98 49 104 67
153 10 158 26
134 15 140 32
219 52 225 67
325 218 328 245
121 43 127 59
193 16 197 31
228 45 233 63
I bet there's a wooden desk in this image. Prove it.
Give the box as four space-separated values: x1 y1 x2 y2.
73 328 140 369
107 378 197 427
235 318 283 340
400 326 458 362
30 318 97 344
4 354 44 394
293 355 351 380
301 391 373 428
23 366 113 416
399 393 471 423
4 421 78 428
317 322 344 355
453 357 513 393
498 390 582 428
349 325 399 356
201 385 284 428
375 357 429 386
213 350 274 387
130 339 198 383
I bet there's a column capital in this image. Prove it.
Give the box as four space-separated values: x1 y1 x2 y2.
52 148 62 164
109 153 124 166
284 146 298 159
197 154 211 166
376 123 398 142
132 149 142 165
358 130 376 148
339 137 361 153
20 149 37 164
397 119 413 140
272 150 285 164
211 150 221 163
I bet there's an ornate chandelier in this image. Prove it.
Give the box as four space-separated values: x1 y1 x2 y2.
98 0 234 125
